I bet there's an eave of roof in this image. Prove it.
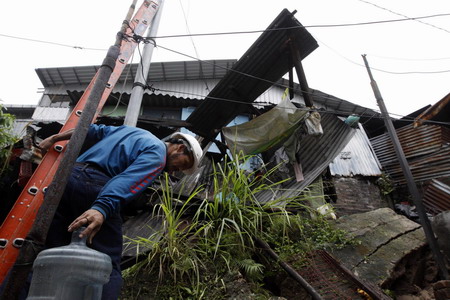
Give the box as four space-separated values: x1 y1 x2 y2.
35 59 237 88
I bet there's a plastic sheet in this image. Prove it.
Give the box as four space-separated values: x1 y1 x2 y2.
222 98 310 155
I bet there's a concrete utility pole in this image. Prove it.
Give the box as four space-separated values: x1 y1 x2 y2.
124 0 164 126
362 54 449 280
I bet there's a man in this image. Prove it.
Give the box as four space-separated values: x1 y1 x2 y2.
37 124 203 299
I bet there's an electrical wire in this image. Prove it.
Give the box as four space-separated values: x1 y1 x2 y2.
1 12 449 51
177 0 210 92
101 51 135 116
357 0 450 35
313 37 450 74
132 84 450 127
127 33 448 124
0 33 106 51
131 35 450 127
363 54 450 61
148 13 450 39
1 12 449 76
3 11 448 120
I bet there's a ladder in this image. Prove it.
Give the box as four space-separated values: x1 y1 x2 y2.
0 0 160 282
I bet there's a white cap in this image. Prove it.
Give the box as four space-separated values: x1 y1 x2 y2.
170 132 203 175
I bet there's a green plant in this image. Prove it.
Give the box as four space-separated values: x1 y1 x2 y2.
377 172 395 196
122 152 357 299
0 104 18 178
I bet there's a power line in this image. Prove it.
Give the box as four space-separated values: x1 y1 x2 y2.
315 38 450 74
150 13 450 39
1 13 449 51
364 54 450 61
127 32 447 120
2 12 448 75
357 0 450 35
135 84 450 127
132 38 449 124
177 0 210 92
0 33 105 51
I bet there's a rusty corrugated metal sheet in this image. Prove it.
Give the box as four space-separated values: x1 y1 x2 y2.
423 179 450 215
256 113 355 203
371 124 450 165
383 147 450 185
371 124 450 184
329 122 382 177
414 93 450 127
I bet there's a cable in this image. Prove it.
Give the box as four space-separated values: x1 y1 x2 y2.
128 83 450 127
177 0 210 93
101 50 135 116
357 0 450 35
315 38 450 74
365 54 450 61
0 33 106 51
149 13 450 39
120 34 448 123
1 13 449 51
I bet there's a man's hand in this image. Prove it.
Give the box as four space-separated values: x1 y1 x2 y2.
37 136 56 156
68 209 105 244
37 128 75 156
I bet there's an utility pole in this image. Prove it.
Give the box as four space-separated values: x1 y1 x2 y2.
124 0 164 126
362 54 448 280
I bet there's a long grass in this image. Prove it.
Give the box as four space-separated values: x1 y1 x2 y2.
123 152 355 299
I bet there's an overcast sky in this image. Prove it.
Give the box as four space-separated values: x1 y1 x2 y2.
1 0 449 119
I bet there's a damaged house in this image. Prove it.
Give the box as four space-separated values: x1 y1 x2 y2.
3 9 388 219
370 92 450 216
5 7 446 299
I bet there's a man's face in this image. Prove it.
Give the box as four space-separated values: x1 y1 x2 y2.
166 150 194 173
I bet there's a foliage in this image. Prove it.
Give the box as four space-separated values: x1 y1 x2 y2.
376 172 395 196
0 103 18 177
122 152 357 299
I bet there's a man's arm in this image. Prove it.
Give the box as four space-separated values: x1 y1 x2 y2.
38 128 75 155
38 127 106 243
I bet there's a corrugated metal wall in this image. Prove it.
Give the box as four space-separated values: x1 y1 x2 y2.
370 124 450 185
423 179 450 215
256 113 355 203
329 122 382 177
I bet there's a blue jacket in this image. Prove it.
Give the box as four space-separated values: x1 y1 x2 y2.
76 124 166 219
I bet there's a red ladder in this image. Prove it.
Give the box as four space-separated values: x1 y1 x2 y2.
0 0 160 282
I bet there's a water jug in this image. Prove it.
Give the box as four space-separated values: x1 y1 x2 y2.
27 227 112 300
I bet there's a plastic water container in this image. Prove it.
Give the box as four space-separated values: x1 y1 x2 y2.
27 227 112 300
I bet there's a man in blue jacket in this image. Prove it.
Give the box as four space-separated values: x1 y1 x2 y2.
37 124 203 299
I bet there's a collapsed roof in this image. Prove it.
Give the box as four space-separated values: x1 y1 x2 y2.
186 9 319 140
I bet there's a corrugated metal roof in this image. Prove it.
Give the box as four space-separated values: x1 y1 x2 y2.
330 122 382 177
31 107 70 122
186 9 319 139
37 64 380 121
256 113 356 203
10 120 32 138
35 60 236 88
